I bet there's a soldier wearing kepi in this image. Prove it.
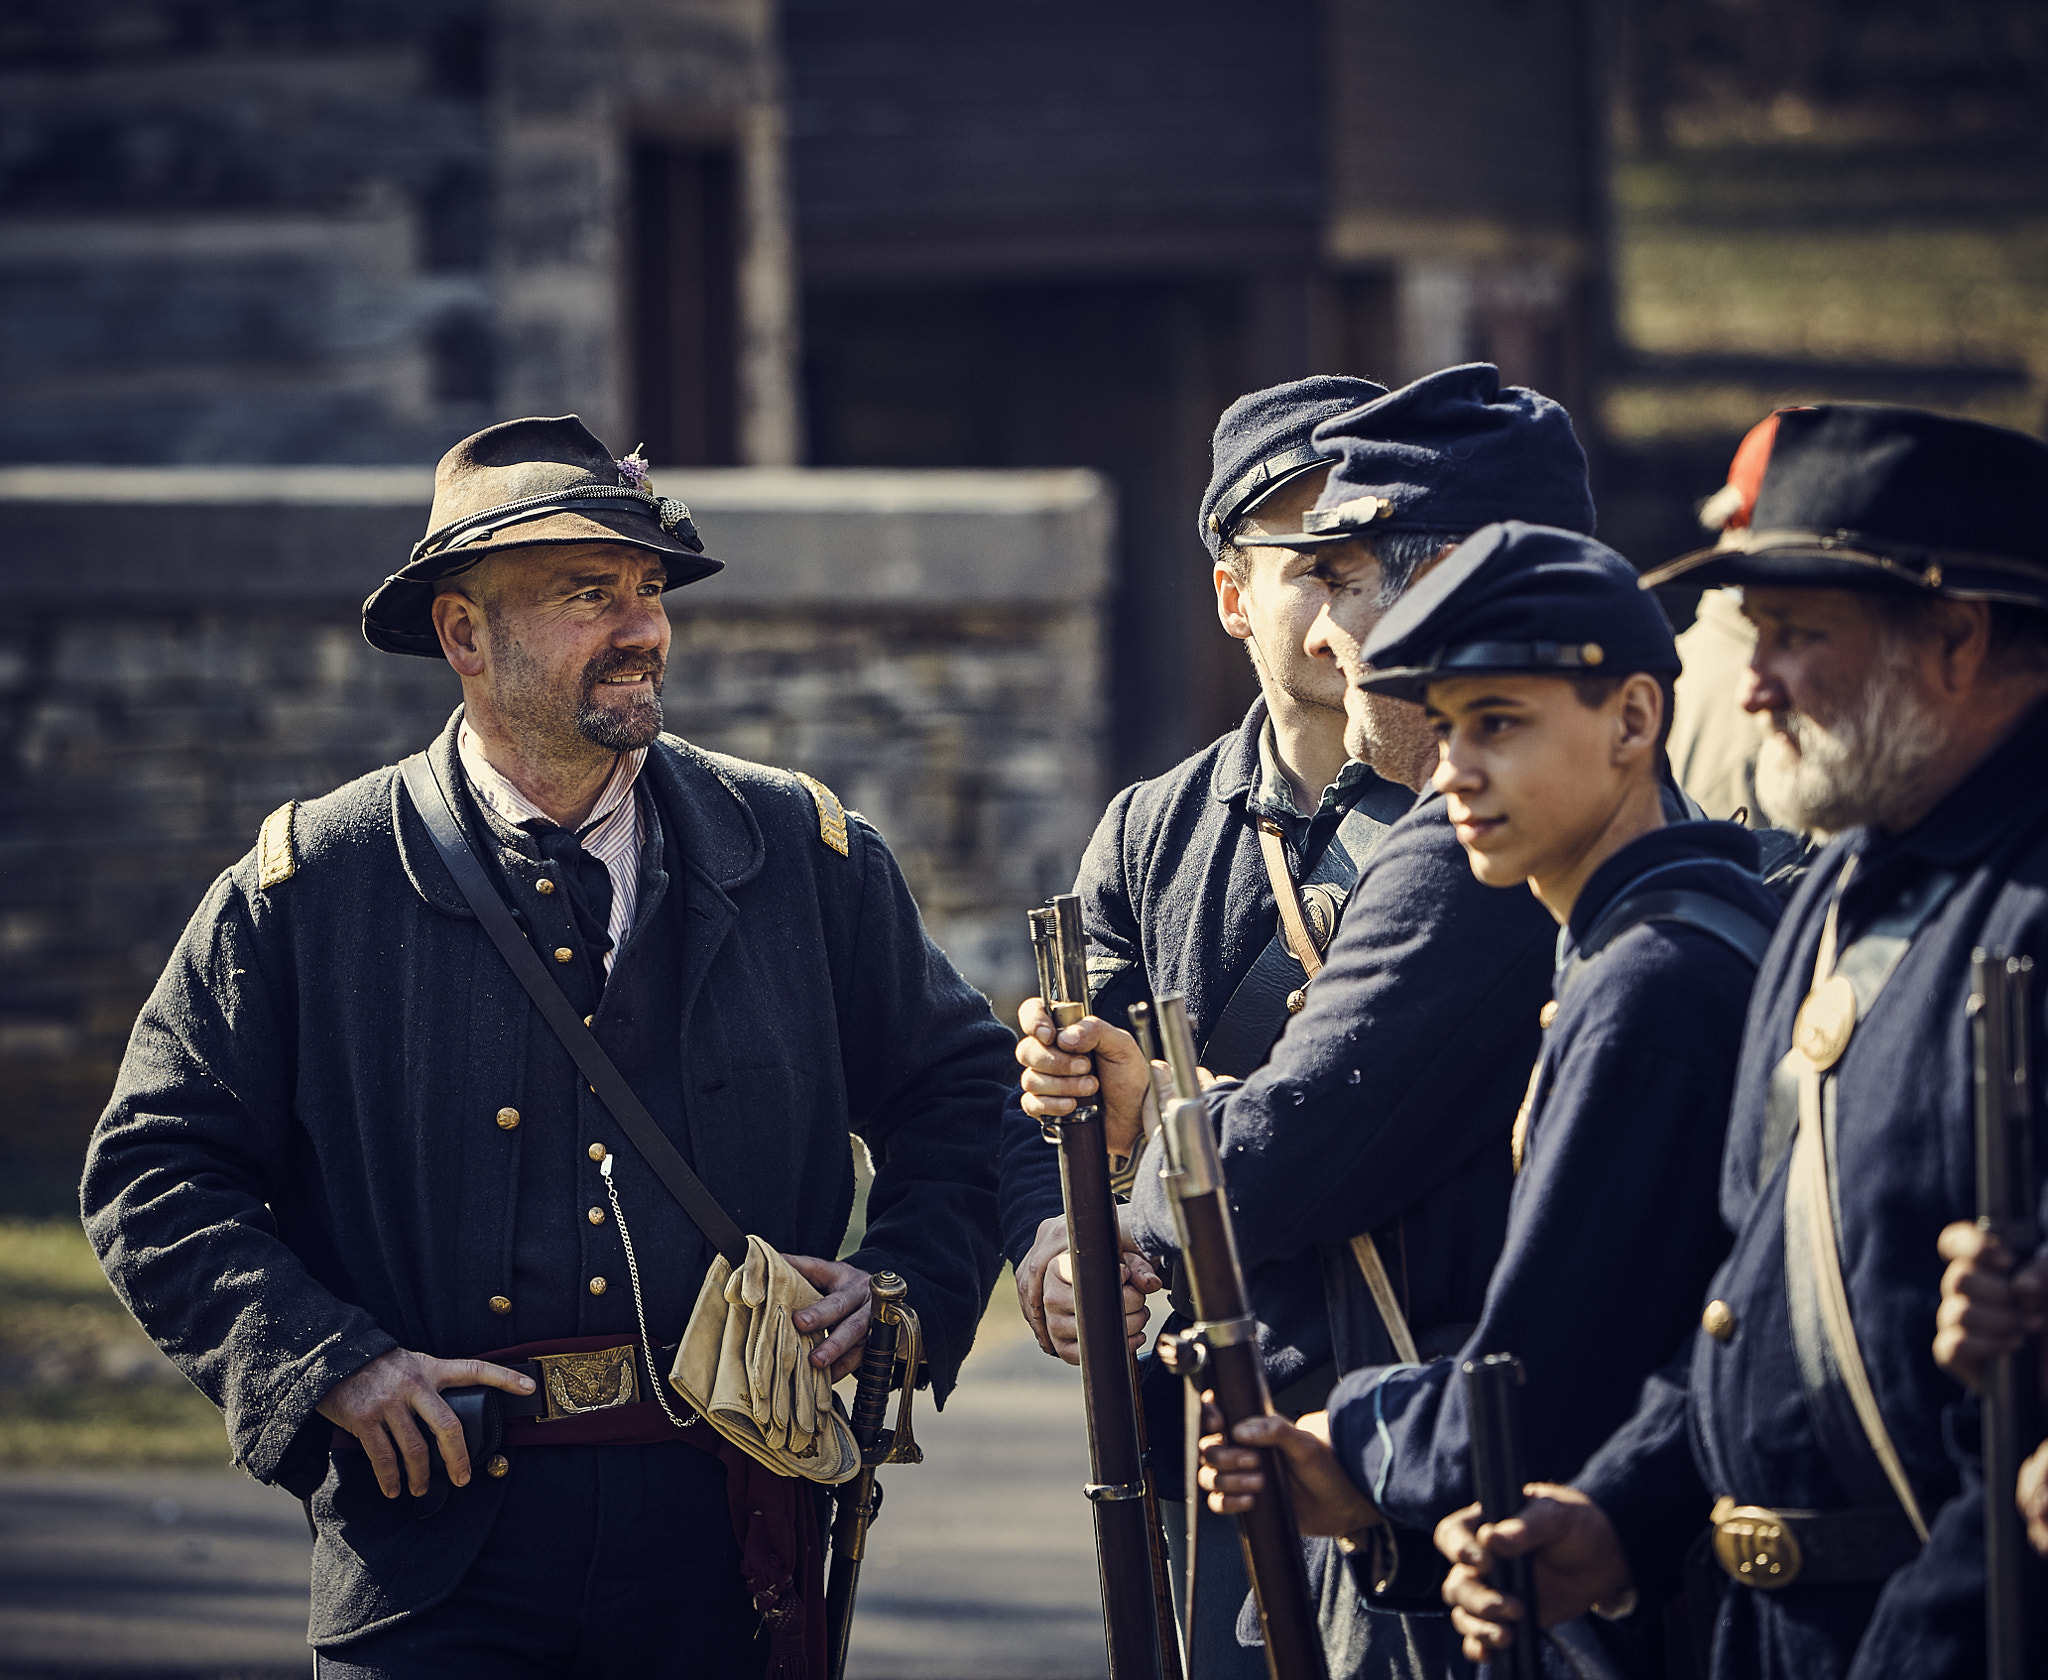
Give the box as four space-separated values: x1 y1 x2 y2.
79 417 1014 1677
1195 522 1780 1675
1436 406 2048 1680
1010 366 1596 1676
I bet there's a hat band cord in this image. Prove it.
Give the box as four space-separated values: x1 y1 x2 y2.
1675 528 2048 594
408 485 701 568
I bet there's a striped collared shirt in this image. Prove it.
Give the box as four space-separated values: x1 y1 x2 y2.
457 721 647 972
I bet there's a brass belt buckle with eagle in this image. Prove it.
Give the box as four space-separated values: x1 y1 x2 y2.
535 1343 640 1422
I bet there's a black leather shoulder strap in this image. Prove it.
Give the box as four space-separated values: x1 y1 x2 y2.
1557 882 1776 1006
398 753 748 1266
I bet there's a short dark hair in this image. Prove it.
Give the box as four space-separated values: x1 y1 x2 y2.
1570 671 1678 755
1220 529 1466 607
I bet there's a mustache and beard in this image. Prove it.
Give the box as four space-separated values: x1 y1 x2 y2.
493 637 668 755
1753 632 1950 837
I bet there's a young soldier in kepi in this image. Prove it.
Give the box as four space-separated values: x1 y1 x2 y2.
79 417 1014 1677
1011 366 1596 1677
1195 521 1780 1674
1435 406 2048 1680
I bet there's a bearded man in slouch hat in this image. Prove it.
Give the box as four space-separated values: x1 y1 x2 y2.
81 417 1013 1678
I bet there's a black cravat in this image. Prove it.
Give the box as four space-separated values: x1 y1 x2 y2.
526 822 615 963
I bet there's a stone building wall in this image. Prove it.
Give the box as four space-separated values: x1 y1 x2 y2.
0 465 1108 1207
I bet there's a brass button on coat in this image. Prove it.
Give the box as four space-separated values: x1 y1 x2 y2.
1703 1299 1737 1342
554 947 574 965
588 1143 607 1163
484 1453 510 1478
535 878 556 895
495 1107 520 1131
488 1294 512 1316
588 1276 608 1296
588 1206 605 1226
1285 989 1307 1013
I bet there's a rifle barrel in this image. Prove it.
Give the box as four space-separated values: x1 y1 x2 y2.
1464 1353 1540 1680
1974 951 2043 1680
1165 1097 1328 1680
1033 897 1172 1679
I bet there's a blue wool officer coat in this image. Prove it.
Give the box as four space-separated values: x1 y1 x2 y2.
997 698 1422 1384
1118 784 1558 1395
80 713 1012 1644
1325 823 1776 1577
1575 697 2048 1680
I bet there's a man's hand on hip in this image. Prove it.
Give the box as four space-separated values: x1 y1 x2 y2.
316 1349 536 1499
785 1254 873 1382
1015 998 1159 1161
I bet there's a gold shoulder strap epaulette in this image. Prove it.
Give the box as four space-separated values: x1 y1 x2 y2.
257 800 298 888
792 772 850 857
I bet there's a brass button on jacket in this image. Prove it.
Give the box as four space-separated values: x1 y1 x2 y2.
484 1453 510 1478
588 1276 608 1296
495 1107 520 1131
588 1206 605 1226
488 1294 513 1316
553 947 574 965
535 878 556 895
588 1143 607 1163
1702 1299 1737 1342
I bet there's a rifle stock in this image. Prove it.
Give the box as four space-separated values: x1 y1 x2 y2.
1971 949 2043 1680
1028 897 1177 1679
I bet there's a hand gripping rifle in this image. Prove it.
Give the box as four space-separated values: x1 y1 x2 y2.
1027 896 1179 1680
1971 950 2044 1680
824 1271 923 1680
1150 992 1328 1680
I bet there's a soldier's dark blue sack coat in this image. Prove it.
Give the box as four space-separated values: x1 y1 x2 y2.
1325 819 1778 1579
1550 405 2048 1679
1575 698 2048 1680
81 713 1012 1646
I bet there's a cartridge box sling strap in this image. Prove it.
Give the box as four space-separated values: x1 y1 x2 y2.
1772 857 1962 1549
1201 776 1416 1077
1512 859 1779 1175
398 752 749 1268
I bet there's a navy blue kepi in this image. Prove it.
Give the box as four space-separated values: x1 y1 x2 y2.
1252 363 1596 549
1359 521 1679 704
1197 375 1389 559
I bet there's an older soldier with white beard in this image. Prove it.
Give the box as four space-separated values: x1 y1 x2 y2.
1431 404 2048 1680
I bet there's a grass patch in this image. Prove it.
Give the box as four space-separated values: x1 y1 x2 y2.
0 1382 228 1469
1609 140 2048 443
0 1218 227 1468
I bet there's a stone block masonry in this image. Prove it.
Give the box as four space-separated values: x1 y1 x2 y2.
0 466 1109 1204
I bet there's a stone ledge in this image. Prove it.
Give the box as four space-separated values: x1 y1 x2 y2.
0 466 1113 608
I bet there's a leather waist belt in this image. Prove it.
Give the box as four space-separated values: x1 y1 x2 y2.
1710 1496 1921 1590
330 1335 699 1458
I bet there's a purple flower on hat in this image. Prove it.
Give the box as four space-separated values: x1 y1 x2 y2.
615 447 651 493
